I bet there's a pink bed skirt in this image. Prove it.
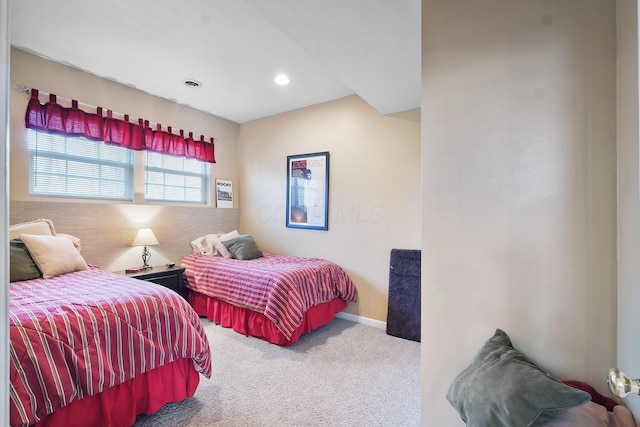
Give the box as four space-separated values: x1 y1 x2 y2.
30 358 200 427
188 290 347 345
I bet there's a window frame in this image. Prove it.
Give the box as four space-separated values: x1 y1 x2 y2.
143 151 210 204
27 129 135 201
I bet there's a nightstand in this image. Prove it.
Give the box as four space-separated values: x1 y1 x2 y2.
117 265 187 299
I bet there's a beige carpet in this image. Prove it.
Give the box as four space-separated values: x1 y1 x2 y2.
133 317 420 427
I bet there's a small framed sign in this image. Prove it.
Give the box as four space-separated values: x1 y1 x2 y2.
215 179 233 208
286 151 329 230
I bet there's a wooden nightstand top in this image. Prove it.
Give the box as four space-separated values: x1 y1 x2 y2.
115 265 187 299
115 265 186 279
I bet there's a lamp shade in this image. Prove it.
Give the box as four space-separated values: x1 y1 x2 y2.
132 228 159 247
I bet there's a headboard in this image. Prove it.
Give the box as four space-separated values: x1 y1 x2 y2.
10 200 240 271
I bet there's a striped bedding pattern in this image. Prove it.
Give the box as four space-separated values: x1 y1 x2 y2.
181 252 357 340
9 266 212 427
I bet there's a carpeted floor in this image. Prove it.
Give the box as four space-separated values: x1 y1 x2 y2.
133 318 420 427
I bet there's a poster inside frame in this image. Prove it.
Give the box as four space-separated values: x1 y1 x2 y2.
286 151 329 230
215 179 233 208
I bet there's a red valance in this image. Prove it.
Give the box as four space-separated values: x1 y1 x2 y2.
25 89 216 163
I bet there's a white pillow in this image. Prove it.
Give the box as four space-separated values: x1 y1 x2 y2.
9 219 56 240
213 240 233 258
205 230 239 256
191 233 228 254
20 234 90 279
190 235 210 253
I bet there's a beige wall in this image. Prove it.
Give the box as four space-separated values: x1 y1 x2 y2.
238 96 421 322
421 1 617 425
1 0 10 424
9 49 242 270
10 48 240 204
616 0 640 419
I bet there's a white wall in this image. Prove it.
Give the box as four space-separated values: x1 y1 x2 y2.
617 0 640 419
237 96 421 322
0 0 9 425
421 1 617 425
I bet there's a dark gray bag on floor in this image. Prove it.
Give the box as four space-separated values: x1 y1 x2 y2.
386 248 421 342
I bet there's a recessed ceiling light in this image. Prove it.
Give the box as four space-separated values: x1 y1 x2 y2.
183 79 202 88
274 74 290 85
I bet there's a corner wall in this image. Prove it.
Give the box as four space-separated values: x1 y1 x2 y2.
616 0 640 419
1 0 10 424
237 96 421 322
8 49 242 270
10 48 240 204
421 1 617 425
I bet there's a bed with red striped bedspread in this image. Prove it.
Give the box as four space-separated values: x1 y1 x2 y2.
9 266 212 427
181 252 358 341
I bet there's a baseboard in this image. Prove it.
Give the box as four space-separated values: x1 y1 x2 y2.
336 311 386 330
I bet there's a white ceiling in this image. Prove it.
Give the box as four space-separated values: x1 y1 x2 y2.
10 0 421 124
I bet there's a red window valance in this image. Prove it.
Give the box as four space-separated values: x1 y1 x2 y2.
25 89 216 163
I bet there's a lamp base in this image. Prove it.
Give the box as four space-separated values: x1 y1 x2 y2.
141 245 152 270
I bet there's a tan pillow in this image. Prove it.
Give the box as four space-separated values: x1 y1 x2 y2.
213 240 233 258
57 233 82 251
20 234 89 279
9 219 56 240
544 401 636 427
205 230 239 256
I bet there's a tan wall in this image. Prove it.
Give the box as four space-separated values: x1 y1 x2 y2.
9 49 242 270
1 0 10 424
10 48 240 204
616 0 640 419
421 1 617 425
238 96 421 322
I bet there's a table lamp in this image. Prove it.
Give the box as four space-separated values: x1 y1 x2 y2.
132 228 159 270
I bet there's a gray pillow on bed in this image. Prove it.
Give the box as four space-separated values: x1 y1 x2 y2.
10 238 42 282
446 329 591 427
222 234 263 260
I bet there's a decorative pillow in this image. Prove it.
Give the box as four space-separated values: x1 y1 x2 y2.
200 233 220 253
56 233 82 251
206 230 240 256
10 239 42 282
446 329 591 427
543 400 636 427
213 240 233 258
20 234 90 279
222 234 263 260
190 235 210 253
9 218 56 240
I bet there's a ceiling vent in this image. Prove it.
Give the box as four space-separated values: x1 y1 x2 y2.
183 79 202 88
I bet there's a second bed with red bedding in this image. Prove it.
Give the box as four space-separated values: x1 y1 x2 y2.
181 252 357 345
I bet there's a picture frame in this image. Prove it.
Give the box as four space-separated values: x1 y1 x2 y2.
215 178 233 208
286 151 330 230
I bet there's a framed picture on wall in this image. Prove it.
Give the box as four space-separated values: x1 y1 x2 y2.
215 179 233 208
286 151 329 230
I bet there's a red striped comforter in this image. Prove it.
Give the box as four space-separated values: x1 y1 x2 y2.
9 266 212 427
181 252 357 340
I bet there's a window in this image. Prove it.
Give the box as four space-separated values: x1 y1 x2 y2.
28 129 134 200
144 151 210 204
